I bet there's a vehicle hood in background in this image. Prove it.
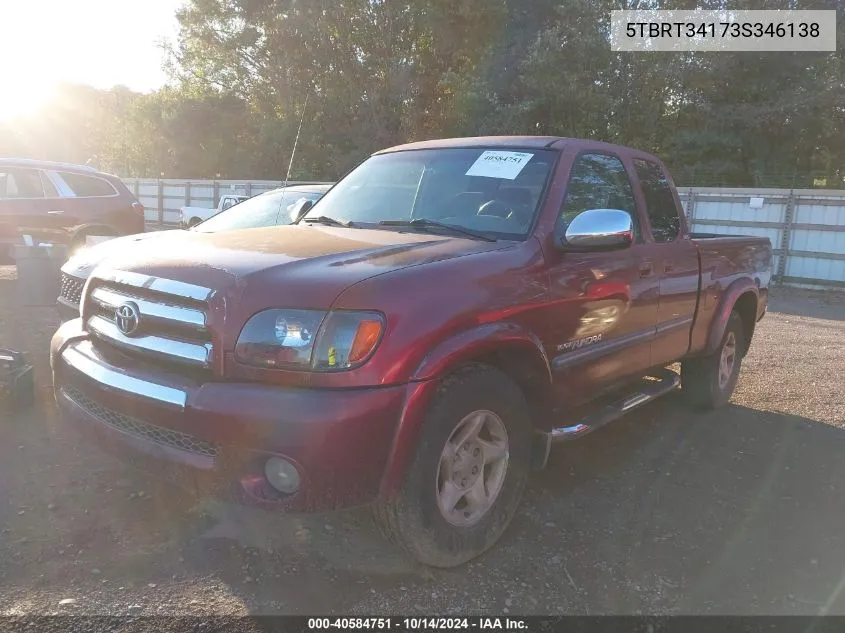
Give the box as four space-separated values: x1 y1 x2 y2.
61 230 186 278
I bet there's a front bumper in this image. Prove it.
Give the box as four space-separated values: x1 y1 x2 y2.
51 320 410 512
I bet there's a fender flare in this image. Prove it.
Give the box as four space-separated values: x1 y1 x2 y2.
379 322 552 499
410 321 552 384
703 278 759 355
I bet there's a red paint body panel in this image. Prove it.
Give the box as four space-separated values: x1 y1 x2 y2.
51 137 773 511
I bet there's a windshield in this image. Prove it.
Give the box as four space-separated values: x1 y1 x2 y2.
195 190 324 233
302 148 556 240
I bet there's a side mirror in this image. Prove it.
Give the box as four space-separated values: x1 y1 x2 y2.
291 199 314 223
556 209 634 251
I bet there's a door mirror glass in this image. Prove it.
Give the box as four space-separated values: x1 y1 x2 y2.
557 209 633 251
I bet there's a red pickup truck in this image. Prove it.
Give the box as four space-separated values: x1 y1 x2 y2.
51 136 772 567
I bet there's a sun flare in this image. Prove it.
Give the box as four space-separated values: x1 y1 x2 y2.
0 80 54 122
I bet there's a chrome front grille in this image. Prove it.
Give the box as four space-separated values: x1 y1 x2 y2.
60 273 85 306
63 385 218 457
83 270 214 370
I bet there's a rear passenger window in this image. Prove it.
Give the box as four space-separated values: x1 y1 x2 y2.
59 172 117 197
633 160 680 242
557 153 639 239
0 169 44 199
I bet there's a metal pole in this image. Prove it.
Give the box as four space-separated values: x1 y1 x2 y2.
776 189 795 285
685 187 697 223
157 180 164 230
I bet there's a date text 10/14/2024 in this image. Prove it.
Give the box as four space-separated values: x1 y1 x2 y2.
308 618 528 631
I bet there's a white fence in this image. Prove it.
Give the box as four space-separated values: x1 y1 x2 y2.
679 188 845 289
123 179 845 290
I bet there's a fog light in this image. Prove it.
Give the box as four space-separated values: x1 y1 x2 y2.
264 457 300 494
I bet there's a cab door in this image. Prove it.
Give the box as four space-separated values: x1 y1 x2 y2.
631 159 700 365
544 152 660 407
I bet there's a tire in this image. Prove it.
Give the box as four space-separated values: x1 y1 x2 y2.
188 217 203 228
681 311 744 410
374 364 532 568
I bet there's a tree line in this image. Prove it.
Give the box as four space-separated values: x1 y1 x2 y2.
2 0 844 188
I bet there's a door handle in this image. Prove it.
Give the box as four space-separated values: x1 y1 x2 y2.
47 210 64 215
639 262 653 277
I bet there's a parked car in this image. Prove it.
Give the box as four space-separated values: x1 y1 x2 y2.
180 194 250 228
0 159 145 262
180 183 332 228
56 183 333 320
51 136 772 567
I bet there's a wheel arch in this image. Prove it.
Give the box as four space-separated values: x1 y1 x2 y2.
69 223 118 245
410 322 555 427
705 278 759 357
379 323 554 499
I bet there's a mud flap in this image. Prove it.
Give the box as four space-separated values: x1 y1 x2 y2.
531 431 552 471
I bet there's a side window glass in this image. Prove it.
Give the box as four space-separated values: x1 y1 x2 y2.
556 153 638 239
40 171 59 197
0 169 44 199
221 198 235 210
633 159 680 242
58 172 116 197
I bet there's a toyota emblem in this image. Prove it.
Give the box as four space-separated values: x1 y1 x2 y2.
115 302 141 336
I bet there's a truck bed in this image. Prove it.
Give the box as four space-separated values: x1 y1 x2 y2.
687 233 773 355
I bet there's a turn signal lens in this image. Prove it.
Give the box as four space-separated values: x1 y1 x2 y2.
349 319 384 364
312 311 385 371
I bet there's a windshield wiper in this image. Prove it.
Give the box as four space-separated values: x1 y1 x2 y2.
302 216 355 228
378 218 496 242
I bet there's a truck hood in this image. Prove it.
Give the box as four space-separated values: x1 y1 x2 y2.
90 224 507 310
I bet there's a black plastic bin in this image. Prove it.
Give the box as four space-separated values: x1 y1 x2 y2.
14 243 68 307
0 348 34 413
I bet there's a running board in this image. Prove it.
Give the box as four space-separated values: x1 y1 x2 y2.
550 368 680 442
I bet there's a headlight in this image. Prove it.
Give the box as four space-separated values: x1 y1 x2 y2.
235 309 384 371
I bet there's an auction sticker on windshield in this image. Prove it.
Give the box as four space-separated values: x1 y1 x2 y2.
465 151 533 180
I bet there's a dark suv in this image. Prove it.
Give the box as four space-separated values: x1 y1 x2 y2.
0 159 145 261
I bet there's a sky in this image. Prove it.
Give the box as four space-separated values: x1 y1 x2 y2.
0 0 182 120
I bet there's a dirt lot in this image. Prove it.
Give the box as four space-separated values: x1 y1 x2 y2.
1 267 843 616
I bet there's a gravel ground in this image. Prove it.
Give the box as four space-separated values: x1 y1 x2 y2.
1 266 843 616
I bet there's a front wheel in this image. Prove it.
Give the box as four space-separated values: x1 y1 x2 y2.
681 311 745 410
375 364 532 568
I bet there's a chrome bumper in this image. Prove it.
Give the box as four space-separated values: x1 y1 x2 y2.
53 322 187 410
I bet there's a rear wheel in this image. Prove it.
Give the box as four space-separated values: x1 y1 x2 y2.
375 364 532 568
681 311 744 410
69 228 116 257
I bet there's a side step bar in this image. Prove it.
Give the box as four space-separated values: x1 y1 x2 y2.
550 368 681 442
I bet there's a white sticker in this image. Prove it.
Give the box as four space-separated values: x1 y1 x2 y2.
465 151 534 180
749 197 765 209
